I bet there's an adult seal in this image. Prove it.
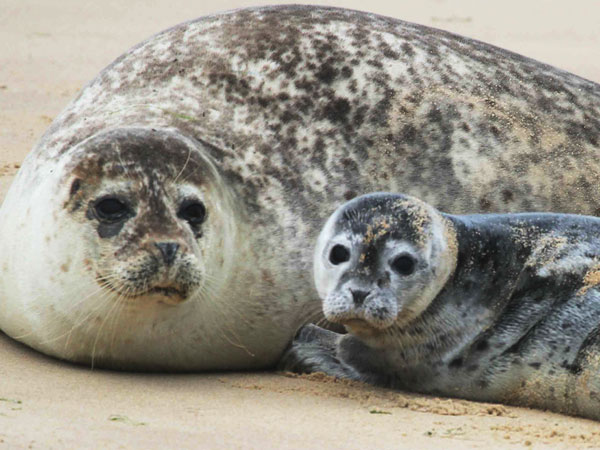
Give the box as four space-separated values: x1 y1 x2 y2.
282 193 600 420
0 6 599 370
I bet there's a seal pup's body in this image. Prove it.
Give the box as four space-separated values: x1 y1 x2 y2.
282 193 600 420
1 5 600 370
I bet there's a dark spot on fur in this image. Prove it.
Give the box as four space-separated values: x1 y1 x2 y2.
324 97 351 123
479 197 492 210
501 189 514 203
401 125 417 144
316 63 338 84
427 106 443 123
401 42 414 57
381 46 399 60
344 190 357 201
528 362 541 370
449 357 463 368
70 178 81 196
475 340 489 351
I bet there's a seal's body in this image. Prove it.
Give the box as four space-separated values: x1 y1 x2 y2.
282 193 600 420
1 6 600 370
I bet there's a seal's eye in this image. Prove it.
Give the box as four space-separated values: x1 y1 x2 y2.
329 244 350 265
390 254 416 276
94 197 129 222
178 200 207 226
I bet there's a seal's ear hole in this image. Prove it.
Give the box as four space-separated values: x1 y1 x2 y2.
178 200 207 227
329 244 350 265
94 197 131 222
390 254 416 276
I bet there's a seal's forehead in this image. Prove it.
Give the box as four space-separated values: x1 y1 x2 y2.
334 193 433 245
67 129 211 183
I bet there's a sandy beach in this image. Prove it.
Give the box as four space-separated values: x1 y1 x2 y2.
1 0 600 447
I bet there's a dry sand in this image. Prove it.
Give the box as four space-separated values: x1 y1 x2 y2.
1 0 600 448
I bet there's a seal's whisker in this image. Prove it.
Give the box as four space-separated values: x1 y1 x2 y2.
197 284 256 357
29 290 114 351
90 285 128 369
172 147 192 185
11 283 109 341
108 285 130 353
62 288 117 351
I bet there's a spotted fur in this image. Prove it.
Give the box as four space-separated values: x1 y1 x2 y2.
0 6 599 370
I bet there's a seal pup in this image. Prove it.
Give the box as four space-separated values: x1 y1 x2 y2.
281 192 600 420
1 5 600 370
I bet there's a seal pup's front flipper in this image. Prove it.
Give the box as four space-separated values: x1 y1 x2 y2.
278 324 361 380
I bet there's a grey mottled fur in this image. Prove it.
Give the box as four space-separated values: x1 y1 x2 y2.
281 193 600 420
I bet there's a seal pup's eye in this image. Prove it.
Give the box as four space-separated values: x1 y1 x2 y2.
94 197 130 222
178 200 207 226
329 244 350 265
390 254 416 276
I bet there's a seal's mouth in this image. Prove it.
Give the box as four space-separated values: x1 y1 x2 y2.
135 285 189 305
101 278 189 305
147 286 185 298
340 318 386 337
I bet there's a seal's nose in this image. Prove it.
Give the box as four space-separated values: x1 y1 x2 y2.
154 242 180 266
351 289 370 306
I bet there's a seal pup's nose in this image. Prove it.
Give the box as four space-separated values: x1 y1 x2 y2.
154 242 180 266
351 289 370 306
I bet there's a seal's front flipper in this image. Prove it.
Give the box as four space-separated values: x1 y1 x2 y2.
278 324 359 379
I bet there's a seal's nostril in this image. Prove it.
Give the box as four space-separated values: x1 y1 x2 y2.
154 242 180 265
350 289 369 306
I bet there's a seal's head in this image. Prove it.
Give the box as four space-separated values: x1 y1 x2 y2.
314 193 457 342
0 127 244 368
62 128 225 306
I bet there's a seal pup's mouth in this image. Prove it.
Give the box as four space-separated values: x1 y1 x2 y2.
340 318 387 337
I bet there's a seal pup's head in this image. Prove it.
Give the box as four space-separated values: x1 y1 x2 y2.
314 193 457 343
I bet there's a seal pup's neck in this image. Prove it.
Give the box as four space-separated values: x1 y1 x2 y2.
383 213 567 365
